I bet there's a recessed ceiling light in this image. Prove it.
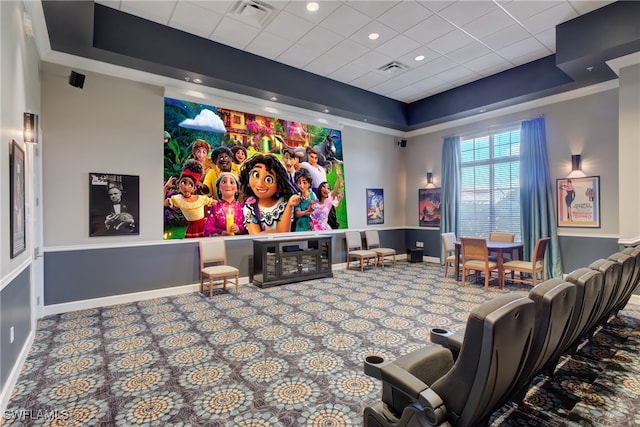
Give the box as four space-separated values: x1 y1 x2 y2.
306 2 319 12
368 33 379 40
184 77 190 82
479 108 486 113
415 55 425 61
192 78 202 84
323 109 330 113
270 96 278 101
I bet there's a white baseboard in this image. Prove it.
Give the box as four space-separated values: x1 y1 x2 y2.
0 332 34 417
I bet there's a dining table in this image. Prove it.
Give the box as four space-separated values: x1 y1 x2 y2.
454 240 524 289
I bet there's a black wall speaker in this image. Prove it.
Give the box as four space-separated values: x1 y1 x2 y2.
69 71 85 89
398 139 407 148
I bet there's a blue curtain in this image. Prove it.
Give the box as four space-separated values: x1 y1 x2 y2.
440 136 461 262
520 117 563 278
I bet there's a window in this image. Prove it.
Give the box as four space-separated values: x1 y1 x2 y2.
460 127 521 241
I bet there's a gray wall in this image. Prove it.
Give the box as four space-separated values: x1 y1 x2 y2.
1 269 31 389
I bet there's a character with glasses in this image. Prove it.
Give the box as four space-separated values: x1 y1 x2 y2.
202 146 241 199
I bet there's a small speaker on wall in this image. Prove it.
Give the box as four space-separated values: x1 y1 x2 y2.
69 71 85 89
397 139 407 148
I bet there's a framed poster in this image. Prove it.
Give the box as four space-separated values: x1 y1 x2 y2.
557 176 600 228
419 188 441 227
10 140 26 258
89 173 140 236
366 188 384 225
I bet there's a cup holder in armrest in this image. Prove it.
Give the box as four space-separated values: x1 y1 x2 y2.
430 328 454 347
364 355 388 380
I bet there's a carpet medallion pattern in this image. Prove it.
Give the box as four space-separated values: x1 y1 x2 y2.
3 263 639 426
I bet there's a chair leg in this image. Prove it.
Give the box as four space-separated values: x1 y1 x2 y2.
234 274 239 293
444 262 449 277
484 270 489 290
200 276 204 294
209 278 213 298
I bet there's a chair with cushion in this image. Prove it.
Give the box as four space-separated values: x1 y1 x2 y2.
461 237 499 289
345 231 377 271
199 238 239 298
608 251 636 316
501 237 550 287
365 229 396 269
440 232 458 278
588 258 621 334
363 293 536 427
618 247 640 313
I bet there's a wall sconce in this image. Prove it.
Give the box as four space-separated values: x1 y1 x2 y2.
23 112 37 143
426 172 434 188
571 154 582 172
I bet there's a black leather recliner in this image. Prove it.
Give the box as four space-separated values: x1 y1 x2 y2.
363 293 535 427
588 258 621 333
619 247 640 313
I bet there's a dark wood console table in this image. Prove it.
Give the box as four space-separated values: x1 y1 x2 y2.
252 236 333 288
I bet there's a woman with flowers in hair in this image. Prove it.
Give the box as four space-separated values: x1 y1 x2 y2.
238 153 301 234
164 160 216 238
191 139 214 182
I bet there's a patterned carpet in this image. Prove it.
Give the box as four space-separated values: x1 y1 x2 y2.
3 262 639 426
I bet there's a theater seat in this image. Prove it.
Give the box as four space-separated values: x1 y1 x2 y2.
608 252 635 316
363 293 535 427
588 258 621 333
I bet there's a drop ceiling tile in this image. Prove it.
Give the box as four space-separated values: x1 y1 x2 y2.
404 14 457 45
428 30 475 56
375 34 422 58
434 65 479 84
349 21 399 48
210 16 261 50
276 43 320 69
297 25 343 52
263 10 315 43
349 50 395 70
412 75 452 93
521 2 578 34
188 0 235 15
500 0 562 22
376 1 433 33
284 0 342 24
417 55 459 76
464 52 512 74
421 1 457 13
325 39 370 63
447 41 492 64
319 4 372 38
497 37 549 63
245 30 293 59
397 46 441 67
389 85 424 102
349 71 391 90
437 1 497 27
327 61 370 83
346 0 397 19
463 8 516 40
481 24 531 51
120 0 176 24
304 52 344 76
169 2 222 39
569 0 615 14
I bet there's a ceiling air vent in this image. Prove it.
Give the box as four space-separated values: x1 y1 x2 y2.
377 61 409 74
232 0 275 27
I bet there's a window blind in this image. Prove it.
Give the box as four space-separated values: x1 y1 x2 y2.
459 128 521 241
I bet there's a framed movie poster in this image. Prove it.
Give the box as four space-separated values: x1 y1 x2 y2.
556 176 600 228
366 188 384 225
89 173 140 236
419 188 441 227
10 140 26 258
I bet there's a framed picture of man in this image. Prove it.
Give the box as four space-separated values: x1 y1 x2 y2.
556 176 600 227
89 173 140 236
419 188 441 227
10 140 26 258
366 188 384 225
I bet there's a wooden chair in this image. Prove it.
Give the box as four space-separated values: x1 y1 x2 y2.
461 237 499 289
365 230 396 268
199 238 239 298
489 232 516 262
345 231 377 271
502 237 550 287
441 232 458 278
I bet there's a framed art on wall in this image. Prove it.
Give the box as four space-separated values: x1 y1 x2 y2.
89 173 140 236
419 188 441 227
557 176 600 228
366 188 384 225
10 140 26 258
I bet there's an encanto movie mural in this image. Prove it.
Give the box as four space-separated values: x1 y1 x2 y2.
163 97 348 239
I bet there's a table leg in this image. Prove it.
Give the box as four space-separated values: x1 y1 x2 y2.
455 245 461 281
498 251 504 289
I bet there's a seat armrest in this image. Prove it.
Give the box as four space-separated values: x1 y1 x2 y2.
380 347 453 399
420 388 448 426
430 328 464 359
